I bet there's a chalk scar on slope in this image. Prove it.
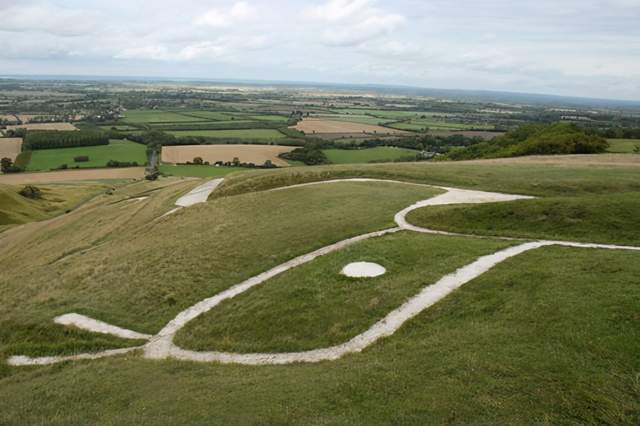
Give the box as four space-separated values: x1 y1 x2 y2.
7 179 640 367
161 178 224 217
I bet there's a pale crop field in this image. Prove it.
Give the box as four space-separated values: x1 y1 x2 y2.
5 122 78 131
0 138 23 162
161 144 295 167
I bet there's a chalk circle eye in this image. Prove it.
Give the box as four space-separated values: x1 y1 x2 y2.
341 262 386 278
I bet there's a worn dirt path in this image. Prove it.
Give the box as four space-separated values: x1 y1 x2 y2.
8 179 640 367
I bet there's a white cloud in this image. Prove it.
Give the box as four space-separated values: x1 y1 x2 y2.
195 1 257 28
1 4 100 37
304 0 405 46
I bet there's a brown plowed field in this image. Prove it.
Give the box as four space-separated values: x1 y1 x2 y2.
161 145 295 167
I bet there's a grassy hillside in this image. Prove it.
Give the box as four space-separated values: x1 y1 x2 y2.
1 158 639 423
27 140 146 171
0 183 109 229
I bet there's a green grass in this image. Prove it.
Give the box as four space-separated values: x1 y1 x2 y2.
26 140 147 171
121 110 209 124
167 129 285 139
406 191 640 246
1 245 639 424
607 138 640 153
159 164 244 178
176 232 513 352
323 147 418 164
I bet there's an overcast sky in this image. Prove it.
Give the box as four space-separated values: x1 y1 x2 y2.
1 0 639 100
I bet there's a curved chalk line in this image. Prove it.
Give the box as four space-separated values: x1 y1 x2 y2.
8 179 640 366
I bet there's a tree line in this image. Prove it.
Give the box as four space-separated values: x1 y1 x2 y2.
23 131 109 151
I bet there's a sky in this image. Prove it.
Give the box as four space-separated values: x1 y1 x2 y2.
1 0 639 100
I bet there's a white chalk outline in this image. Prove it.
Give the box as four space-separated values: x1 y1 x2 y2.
8 179 640 366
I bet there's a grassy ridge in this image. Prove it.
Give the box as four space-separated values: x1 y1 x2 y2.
213 158 640 198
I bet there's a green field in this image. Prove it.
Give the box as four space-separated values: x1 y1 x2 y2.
159 164 244 178
323 147 418 164
26 140 147 171
122 110 209 124
167 129 285 139
607 138 640 153
1 158 640 423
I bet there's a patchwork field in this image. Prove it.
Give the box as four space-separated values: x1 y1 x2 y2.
293 118 408 135
0 138 23 162
161 144 295 167
26 140 147 171
5 122 78 131
323 147 418 164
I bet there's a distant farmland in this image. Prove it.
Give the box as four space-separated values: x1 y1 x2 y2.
162 144 295 167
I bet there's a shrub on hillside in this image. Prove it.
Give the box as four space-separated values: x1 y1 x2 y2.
18 185 41 199
74 156 90 162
